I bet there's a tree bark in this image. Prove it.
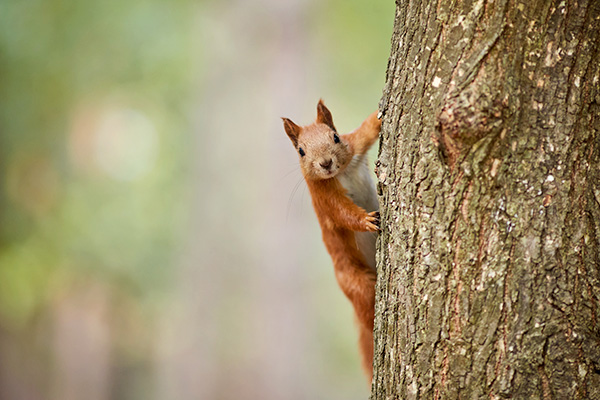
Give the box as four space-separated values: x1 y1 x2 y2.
372 0 600 398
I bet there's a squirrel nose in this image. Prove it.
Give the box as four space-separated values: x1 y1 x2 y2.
320 158 333 170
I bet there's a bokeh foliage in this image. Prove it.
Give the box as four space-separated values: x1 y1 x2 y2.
0 0 393 399
0 0 194 328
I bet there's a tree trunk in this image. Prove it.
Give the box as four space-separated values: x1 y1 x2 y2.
372 0 600 398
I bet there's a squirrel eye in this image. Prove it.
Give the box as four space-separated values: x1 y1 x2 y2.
298 147 305 157
333 133 340 144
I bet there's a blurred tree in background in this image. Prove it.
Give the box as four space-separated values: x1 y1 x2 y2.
0 0 392 399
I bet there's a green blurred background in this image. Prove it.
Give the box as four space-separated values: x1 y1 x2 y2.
0 0 393 399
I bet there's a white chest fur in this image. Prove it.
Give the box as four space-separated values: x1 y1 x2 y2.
337 154 378 271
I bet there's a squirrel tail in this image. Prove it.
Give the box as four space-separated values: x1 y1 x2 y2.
358 320 374 382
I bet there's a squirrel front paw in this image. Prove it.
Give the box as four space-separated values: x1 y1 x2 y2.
365 211 380 232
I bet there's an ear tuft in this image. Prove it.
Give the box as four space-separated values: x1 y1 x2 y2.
316 99 336 132
282 117 301 147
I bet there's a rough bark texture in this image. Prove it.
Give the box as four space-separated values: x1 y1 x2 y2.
373 0 600 399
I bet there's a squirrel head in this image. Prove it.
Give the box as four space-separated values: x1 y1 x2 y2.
282 100 353 181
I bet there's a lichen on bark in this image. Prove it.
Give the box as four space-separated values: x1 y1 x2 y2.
372 0 600 399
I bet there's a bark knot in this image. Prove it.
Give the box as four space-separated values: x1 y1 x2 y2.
436 90 507 170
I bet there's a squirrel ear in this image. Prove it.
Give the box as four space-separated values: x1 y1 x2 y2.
316 99 336 132
282 117 301 147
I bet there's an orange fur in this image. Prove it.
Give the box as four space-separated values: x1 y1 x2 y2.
282 100 381 381
345 110 381 155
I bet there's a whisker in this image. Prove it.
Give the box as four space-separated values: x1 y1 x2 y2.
299 181 308 216
286 176 306 223
277 165 301 184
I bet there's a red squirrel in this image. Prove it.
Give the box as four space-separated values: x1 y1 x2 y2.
282 100 380 380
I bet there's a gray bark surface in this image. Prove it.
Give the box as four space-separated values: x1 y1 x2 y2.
373 0 600 398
